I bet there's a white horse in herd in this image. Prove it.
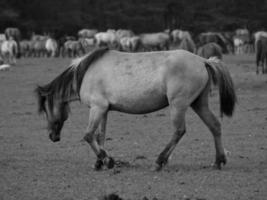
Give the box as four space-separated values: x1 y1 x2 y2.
0 37 18 65
45 38 58 57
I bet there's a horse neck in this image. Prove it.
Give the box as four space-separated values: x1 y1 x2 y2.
52 91 79 108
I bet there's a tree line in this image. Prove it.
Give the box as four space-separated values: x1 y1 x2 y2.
0 0 266 38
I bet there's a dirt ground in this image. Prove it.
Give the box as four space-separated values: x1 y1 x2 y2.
0 54 266 200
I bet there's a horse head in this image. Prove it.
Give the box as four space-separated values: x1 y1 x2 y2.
35 86 70 142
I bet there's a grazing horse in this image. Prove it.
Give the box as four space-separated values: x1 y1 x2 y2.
197 42 223 60
0 38 18 65
255 36 267 74
35 48 236 171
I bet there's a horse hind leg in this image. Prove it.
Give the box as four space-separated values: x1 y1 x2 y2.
155 100 187 171
83 105 114 170
191 87 226 169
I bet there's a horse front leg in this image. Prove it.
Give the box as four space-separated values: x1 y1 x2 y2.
84 106 114 170
96 112 107 148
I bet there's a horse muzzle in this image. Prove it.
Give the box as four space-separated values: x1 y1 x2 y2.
49 132 60 142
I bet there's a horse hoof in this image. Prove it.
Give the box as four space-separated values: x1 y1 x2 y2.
104 157 115 169
152 164 163 172
214 155 227 170
94 159 104 171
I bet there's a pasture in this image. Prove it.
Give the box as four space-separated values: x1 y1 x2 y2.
0 54 266 200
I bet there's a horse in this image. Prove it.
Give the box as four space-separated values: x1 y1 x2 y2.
139 32 170 51
45 38 58 57
79 38 95 53
63 40 85 57
233 37 245 55
197 42 223 60
4 27 21 58
56 35 76 57
0 34 6 41
236 28 249 36
31 33 47 41
119 36 140 52
178 37 196 53
255 36 267 74
198 32 228 54
32 39 47 57
35 47 236 171
254 31 267 47
78 29 98 39
171 29 192 44
94 31 118 49
0 38 18 65
20 40 31 57
234 30 253 54
115 29 134 41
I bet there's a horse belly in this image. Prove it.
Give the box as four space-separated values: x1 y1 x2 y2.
107 75 168 114
109 91 168 114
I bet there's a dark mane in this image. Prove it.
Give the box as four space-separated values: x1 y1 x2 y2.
35 47 109 114
75 47 109 92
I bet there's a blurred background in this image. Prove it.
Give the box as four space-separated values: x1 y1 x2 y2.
1 0 266 37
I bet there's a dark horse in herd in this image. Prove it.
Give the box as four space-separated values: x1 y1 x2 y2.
36 47 236 171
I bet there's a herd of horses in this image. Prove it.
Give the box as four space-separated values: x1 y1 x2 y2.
1 27 267 73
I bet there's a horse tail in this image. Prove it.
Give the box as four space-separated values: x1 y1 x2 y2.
205 57 237 117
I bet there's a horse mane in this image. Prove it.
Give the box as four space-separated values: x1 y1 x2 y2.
71 47 109 93
35 47 109 114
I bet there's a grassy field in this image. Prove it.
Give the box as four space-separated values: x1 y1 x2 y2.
0 54 266 200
